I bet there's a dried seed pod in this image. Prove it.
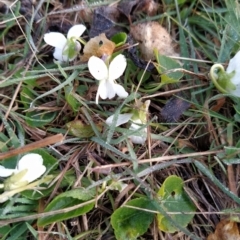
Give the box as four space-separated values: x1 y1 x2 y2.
130 21 178 60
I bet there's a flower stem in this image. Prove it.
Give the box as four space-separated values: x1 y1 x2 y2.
0 175 55 202
77 37 86 45
209 64 228 94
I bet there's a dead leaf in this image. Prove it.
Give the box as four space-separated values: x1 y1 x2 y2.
207 219 240 240
160 95 191 123
210 97 226 112
130 21 178 60
81 33 115 62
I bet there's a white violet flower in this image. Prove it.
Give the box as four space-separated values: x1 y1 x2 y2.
44 24 86 62
106 100 150 144
210 50 240 97
0 153 46 191
226 51 240 97
88 54 128 104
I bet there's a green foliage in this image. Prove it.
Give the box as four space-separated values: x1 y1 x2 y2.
37 188 96 226
111 32 128 47
66 120 102 138
154 51 183 87
20 86 56 127
21 172 75 200
1 0 240 239
221 146 240 165
111 197 156 240
157 175 196 233
0 198 37 220
0 222 29 240
65 86 81 112
111 175 196 239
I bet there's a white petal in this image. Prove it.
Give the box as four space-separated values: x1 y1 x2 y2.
17 154 46 183
229 85 240 97
230 72 240 86
17 153 44 171
88 56 108 81
129 121 147 144
53 47 69 62
44 32 67 49
21 165 46 183
99 80 116 99
0 166 16 177
67 24 86 39
130 120 143 129
226 51 240 85
106 113 133 126
108 54 127 81
129 135 146 144
114 84 128 98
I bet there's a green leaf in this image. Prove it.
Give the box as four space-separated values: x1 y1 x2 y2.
157 175 196 233
0 111 20 149
66 120 102 138
111 32 127 47
137 70 151 83
111 197 155 240
4 222 28 240
154 51 183 87
37 188 96 226
65 86 80 112
0 225 11 238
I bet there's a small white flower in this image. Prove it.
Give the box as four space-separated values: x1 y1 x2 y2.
44 24 86 62
88 54 128 104
0 153 46 190
226 51 240 97
106 100 150 144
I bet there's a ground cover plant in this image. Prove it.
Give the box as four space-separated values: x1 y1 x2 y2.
0 0 240 239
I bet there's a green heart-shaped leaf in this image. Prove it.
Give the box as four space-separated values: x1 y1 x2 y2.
157 175 196 233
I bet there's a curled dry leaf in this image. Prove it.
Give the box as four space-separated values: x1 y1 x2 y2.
160 95 191 123
130 21 178 60
207 219 240 240
80 33 115 62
